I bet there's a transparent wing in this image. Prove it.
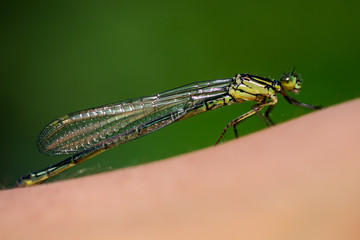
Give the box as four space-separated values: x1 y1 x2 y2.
38 78 233 156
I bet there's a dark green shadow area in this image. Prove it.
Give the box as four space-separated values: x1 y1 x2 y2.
1 0 359 188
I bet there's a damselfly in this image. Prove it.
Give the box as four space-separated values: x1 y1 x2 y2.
17 70 322 186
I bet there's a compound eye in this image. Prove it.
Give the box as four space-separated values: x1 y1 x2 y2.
280 75 297 91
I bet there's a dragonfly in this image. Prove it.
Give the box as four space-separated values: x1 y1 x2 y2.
17 70 322 186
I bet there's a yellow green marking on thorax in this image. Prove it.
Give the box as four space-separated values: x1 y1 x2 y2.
229 74 277 103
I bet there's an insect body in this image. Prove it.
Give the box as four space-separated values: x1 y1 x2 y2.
17 71 321 186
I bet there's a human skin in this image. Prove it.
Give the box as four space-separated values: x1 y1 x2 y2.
1 99 360 240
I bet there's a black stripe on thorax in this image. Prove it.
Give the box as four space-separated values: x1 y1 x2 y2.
242 73 274 86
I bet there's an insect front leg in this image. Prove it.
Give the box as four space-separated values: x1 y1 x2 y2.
281 90 322 110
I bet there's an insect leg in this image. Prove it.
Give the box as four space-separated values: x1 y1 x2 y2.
281 91 322 110
216 106 263 145
216 98 278 145
255 105 275 126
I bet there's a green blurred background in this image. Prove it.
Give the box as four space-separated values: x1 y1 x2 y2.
1 0 359 188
